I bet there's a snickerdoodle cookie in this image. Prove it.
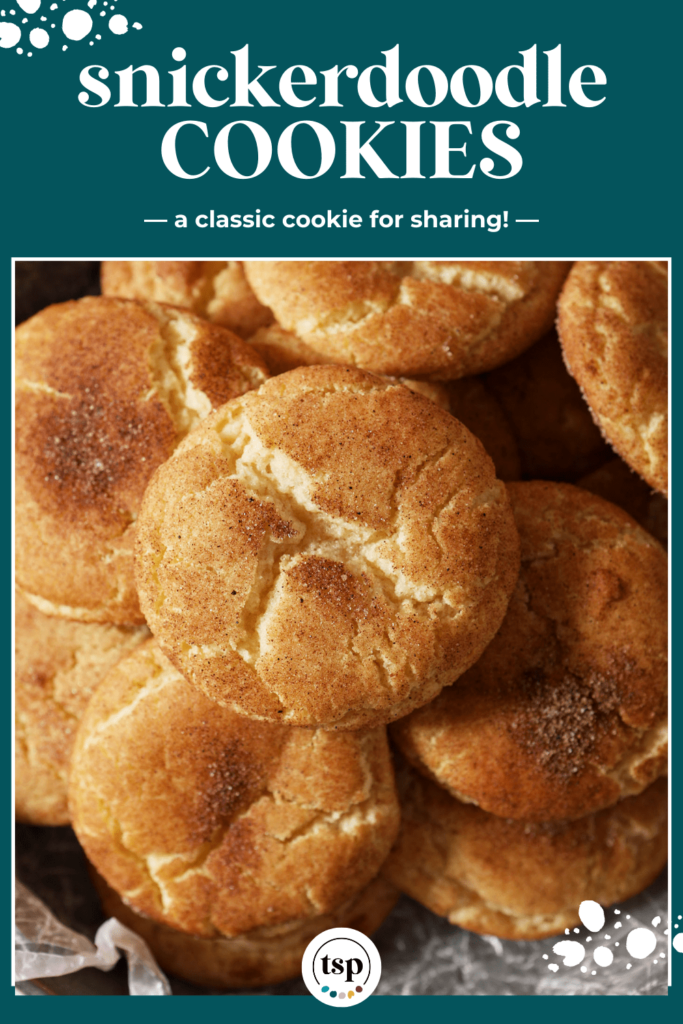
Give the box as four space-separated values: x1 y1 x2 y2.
101 261 273 338
15 591 148 826
579 458 667 549
382 764 667 941
93 870 398 989
485 332 611 480
135 366 520 730
243 261 571 379
557 261 668 495
70 641 400 947
15 296 268 624
392 481 667 822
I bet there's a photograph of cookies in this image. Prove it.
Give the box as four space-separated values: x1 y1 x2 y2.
14 259 669 996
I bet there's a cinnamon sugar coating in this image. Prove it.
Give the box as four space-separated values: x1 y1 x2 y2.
69 640 399 941
557 261 668 495
382 763 667 940
392 481 667 822
15 296 267 623
135 366 520 730
244 261 571 379
101 261 274 339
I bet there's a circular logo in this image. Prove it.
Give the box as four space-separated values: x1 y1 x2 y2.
302 928 382 1006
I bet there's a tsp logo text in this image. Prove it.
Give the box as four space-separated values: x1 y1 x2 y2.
320 953 364 984
302 928 382 1006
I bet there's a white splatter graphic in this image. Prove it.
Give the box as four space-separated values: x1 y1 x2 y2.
672 933 683 953
17 0 40 12
552 941 585 967
548 963 559 973
28 24 47 45
593 946 613 967
62 9 92 40
579 900 605 932
625 928 657 960
108 12 125 33
132 20 140 28
0 21 21 46
652 916 661 927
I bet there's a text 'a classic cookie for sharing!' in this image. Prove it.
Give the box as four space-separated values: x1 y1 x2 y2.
15 296 268 624
134 365 521 730
244 260 571 379
557 261 668 496
391 481 667 822
69 640 400 983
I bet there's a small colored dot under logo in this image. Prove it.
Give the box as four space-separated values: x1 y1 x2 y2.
321 985 363 1000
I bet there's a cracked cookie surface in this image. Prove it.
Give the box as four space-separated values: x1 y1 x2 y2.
244 260 570 379
15 591 149 825
382 762 667 940
391 481 668 821
135 365 520 729
15 296 268 623
101 261 274 339
557 261 668 495
69 640 400 940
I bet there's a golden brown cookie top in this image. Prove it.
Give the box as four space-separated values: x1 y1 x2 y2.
382 763 668 940
69 640 400 939
135 365 520 730
557 261 668 495
485 331 611 480
391 481 668 822
101 261 274 338
15 296 268 623
244 261 570 379
15 591 149 825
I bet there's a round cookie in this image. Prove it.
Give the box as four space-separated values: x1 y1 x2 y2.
134 365 520 730
485 331 611 480
382 763 667 941
391 481 668 822
69 641 400 944
15 591 149 826
557 261 668 495
243 261 571 379
579 458 667 549
93 870 398 990
15 296 268 624
101 261 273 339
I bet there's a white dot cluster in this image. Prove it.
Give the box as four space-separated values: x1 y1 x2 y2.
0 0 142 53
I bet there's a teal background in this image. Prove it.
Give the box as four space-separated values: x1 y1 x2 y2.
3 0 679 1017
0 0 678 256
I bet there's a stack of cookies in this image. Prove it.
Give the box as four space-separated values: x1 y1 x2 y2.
15 260 668 989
